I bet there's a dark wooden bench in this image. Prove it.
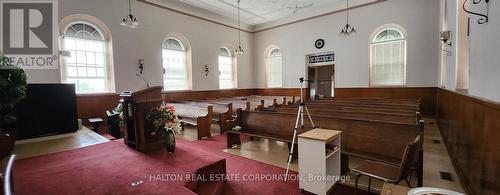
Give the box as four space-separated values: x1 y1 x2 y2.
276 105 417 115
270 106 420 125
313 99 422 111
225 109 424 184
225 109 311 161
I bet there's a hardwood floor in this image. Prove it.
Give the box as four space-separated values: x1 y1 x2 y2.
13 127 109 159
224 118 465 193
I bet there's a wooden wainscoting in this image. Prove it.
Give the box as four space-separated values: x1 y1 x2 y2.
334 87 437 116
75 87 436 131
77 93 120 132
437 88 500 195
162 89 254 101
164 88 306 102
253 88 303 96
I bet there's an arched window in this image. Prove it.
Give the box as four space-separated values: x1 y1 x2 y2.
266 48 283 88
62 22 111 93
218 47 234 89
370 26 407 86
163 37 189 91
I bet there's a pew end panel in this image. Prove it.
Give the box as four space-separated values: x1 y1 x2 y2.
218 103 233 134
226 108 243 148
195 106 213 140
245 102 251 112
272 98 278 107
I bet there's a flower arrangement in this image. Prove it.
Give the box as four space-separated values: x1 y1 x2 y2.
146 103 182 137
115 103 125 127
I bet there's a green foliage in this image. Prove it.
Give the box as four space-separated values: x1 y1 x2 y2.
0 54 28 133
115 103 125 127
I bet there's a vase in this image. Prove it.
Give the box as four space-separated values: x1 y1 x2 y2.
0 131 15 159
165 130 175 153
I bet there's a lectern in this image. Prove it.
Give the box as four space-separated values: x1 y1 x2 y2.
120 86 164 152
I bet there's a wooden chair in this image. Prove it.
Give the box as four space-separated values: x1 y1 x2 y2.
1 155 15 195
351 136 420 195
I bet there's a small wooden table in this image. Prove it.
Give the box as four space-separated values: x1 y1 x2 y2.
380 183 411 195
88 118 103 132
298 128 342 195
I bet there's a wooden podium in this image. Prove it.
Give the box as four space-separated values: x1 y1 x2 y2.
120 86 165 152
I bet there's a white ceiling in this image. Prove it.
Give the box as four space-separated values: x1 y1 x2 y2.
146 0 381 32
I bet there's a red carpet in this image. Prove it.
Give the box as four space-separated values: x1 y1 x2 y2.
14 134 376 195
14 139 224 195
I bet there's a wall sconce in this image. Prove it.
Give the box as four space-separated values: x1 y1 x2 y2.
440 31 452 56
138 59 144 74
441 31 452 46
203 64 209 76
463 0 490 24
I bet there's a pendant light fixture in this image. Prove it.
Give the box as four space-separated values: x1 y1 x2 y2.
235 0 244 54
121 0 139 28
340 0 356 37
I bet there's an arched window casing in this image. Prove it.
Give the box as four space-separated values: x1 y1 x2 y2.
370 25 407 86
218 47 234 89
266 47 283 88
61 20 112 93
162 37 189 91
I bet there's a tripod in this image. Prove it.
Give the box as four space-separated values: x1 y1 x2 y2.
285 77 316 182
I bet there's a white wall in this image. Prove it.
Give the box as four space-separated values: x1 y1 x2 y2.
456 0 469 90
252 0 441 88
24 0 445 92
439 0 500 103
443 0 457 90
468 1 500 102
26 0 255 92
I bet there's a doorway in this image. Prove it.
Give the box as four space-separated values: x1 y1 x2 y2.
308 65 335 100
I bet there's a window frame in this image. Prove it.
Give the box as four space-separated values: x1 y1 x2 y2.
161 34 192 92
265 46 283 88
218 47 236 89
369 24 408 87
59 15 115 94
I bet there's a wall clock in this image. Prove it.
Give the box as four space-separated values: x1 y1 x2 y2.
315 39 325 49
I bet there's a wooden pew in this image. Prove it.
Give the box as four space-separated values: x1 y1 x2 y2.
315 98 421 109
206 99 253 113
269 106 420 125
301 105 415 115
247 95 296 106
306 102 420 113
177 101 233 134
272 100 419 116
225 109 309 161
167 103 213 140
225 109 424 182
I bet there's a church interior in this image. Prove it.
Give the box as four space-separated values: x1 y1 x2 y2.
0 0 499 195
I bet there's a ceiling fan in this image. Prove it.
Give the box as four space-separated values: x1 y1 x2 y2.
286 2 314 14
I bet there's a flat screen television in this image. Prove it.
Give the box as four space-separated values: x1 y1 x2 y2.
15 84 78 140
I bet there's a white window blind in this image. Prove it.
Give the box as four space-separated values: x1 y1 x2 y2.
370 28 406 86
218 48 234 89
163 38 188 91
266 48 282 88
63 23 108 93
